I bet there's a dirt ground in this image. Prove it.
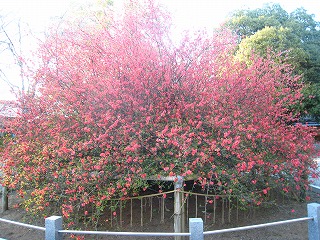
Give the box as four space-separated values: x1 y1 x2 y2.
1 190 320 240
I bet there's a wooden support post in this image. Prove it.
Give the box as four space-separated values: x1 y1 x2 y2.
204 196 207 223
195 195 198 218
110 206 113 227
181 186 185 234
174 176 184 240
130 199 133 227
236 198 239 222
150 197 153 222
161 197 165 223
140 198 143 227
222 198 225 224
228 199 231 223
120 201 123 227
213 198 216 224
1 187 8 213
186 195 189 220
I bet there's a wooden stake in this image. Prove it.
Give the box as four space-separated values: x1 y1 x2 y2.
236 198 239 222
186 195 189 220
204 196 207 223
120 201 123 227
1 187 8 213
195 195 198 218
158 197 160 213
110 206 113 227
228 199 231 223
150 197 153 222
213 198 216 224
140 198 143 227
222 198 225 225
174 176 184 240
161 197 165 223
130 199 133 227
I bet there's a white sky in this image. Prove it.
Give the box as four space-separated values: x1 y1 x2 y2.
0 0 320 100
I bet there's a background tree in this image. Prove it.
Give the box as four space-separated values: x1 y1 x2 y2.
225 3 320 120
0 16 30 99
0 0 317 229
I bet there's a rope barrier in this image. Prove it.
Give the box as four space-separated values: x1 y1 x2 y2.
204 217 314 235
104 189 241 202
107 189 176 201
0 217 45 231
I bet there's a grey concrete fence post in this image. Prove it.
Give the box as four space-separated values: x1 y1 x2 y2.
308 203 320 240
189 218 203 240
45 216 63 240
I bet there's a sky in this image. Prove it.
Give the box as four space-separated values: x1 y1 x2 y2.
0 0 320 100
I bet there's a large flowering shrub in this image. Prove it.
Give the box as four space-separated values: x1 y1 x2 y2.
1 0 317 227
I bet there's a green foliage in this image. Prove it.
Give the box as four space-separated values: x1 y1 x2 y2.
300 83 320 121
225 3 320 119
226 4 289 37
236 26 308 70
0 134 3 148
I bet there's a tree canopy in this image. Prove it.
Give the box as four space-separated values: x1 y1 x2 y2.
225 4 320 119
0 1 317 229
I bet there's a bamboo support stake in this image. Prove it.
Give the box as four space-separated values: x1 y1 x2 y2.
204 196 207 223
228 199 231 223
161 197 165 223
181 187 186 234
143 197 147 212
140 198 143 227
186 195 189 220
236 198 239 222
158 197 160 213
120 201 123 227
195 195 198 218
222 198 225 225
130 199 133 227
150 197 153 222
110 207 113 227
213 198 216 224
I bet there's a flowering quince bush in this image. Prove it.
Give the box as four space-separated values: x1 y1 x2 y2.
0 0 317 229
